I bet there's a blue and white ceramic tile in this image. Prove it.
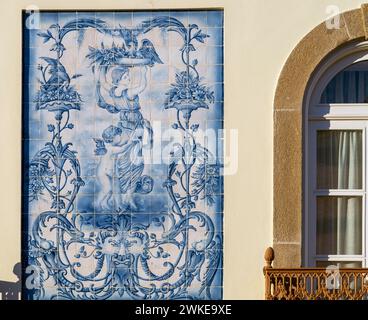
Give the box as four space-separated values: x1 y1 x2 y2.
22 10 224 300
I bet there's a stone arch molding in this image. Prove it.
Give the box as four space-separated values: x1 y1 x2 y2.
273 4 368 267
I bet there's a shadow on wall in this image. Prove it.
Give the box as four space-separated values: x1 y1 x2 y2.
0 263 21 300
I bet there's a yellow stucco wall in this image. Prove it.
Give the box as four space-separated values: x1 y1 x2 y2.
0 0 367 299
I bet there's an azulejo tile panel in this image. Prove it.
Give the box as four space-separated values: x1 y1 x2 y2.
22 10 224 300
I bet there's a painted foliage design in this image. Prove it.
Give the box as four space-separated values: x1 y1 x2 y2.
23 11 223 300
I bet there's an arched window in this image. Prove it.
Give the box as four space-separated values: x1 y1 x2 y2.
306 41 368 268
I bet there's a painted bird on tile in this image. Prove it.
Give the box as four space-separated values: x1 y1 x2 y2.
138 39 163 66
40 57 82 90
40 57 70 89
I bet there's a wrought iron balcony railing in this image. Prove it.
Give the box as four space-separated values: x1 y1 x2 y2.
263 247 368 300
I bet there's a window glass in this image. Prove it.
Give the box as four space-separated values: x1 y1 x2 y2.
316 196 362 255
317 130 362 189
320 61 368 103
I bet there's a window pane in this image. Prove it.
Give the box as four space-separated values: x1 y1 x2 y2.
316 196 362 255
320 61 368 103
316 261 362 268
317 130 362 189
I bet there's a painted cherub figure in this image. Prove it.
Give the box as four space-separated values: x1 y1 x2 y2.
94 124 153 212
94 125 130 211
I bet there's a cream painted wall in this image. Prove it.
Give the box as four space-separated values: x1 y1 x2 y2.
0 0 366 300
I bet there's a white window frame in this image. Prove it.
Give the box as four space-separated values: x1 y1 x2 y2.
308 121 366 267
304 40 368 267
